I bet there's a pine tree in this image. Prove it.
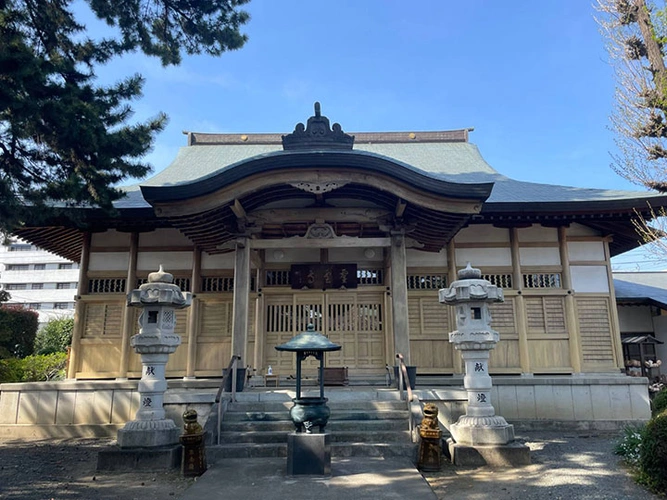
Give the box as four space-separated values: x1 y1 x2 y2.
0 0 249 232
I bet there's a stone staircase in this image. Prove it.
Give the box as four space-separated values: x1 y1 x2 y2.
208 391 416 460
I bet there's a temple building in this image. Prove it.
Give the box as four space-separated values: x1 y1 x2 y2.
14 104 667 383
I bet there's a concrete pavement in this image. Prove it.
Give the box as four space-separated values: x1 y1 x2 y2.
179 456 436 500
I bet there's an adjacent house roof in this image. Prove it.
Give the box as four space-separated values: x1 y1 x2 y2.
614 272 667 310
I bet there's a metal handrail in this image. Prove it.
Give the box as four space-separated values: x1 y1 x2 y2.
215 354 241 445
396 353 415 437
395 353 414 403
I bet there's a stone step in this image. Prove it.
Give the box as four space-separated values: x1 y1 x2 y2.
207 442 417 460
222 409 410 422
219 418 409 433
217 430 411 444
226 400 407 412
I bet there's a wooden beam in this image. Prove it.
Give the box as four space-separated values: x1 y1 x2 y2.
231 199 247 219
247 207 391 224
395 199 407 218
247 236 391 249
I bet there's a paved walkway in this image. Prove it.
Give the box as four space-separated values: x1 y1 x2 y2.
179 456 436 500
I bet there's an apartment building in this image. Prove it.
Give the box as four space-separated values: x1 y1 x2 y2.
0 238 78 326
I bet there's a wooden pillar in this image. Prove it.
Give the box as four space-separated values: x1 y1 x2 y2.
118 232 139 380
185 247 202 379
447 240 462 373
604 238 625 369
390 233 410 364
510 228 531 374
67 232 91 380
232 238 250 365
558 226 582 373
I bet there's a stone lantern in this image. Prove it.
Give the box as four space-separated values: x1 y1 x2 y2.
275 324 341 475
439 263 529 465
117 265 192 449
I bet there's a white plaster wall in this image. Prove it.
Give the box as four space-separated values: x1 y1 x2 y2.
571 265 610 293
518 225 558 242
407 249 447 267
617 305 655 332
568 223 601 237
91 230 130 247
654 315 667 363
201 252 235 270
265 248 320 263
455 225 510 243
89 252 129 271
568 241 605 262
455 247 511 267
137 251 193 271
329 247 384 263
139 228 192 247
519 247 561 266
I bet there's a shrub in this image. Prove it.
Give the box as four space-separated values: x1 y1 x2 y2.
651 388 667 417
638 409 667 495
0 306 39 358
0 357 25 383
614 424 645 467
34 318 74 355
0 352 67 383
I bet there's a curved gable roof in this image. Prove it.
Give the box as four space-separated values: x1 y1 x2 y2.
138 147 494 205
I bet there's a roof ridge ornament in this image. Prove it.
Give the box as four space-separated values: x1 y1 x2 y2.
282 102 355 150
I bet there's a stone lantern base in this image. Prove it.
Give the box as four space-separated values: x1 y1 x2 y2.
447 438 531 467
117 419 181 448
450 414 515 446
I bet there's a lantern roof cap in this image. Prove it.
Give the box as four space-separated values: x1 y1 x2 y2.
275 324 342 352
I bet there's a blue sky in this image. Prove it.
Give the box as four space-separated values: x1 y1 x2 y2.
79 0 665 270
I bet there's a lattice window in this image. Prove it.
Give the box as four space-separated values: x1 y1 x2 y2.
482 274 513 289
136 277 191 291
265 270 291 286
198 300 233 336
202 277 234 292
489 300 516 334
407 274 447 290
525 297 567 334
577 298 615 364
88 278 126 294
266 303 294 333
83 303 122 337
523 273 561 289
357 268 384 286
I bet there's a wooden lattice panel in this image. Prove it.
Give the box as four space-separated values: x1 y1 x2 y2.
523 273 562 289
407 274 447 290
525 297 566 335
82 302 123 337
265 296 296 373
576 297 616 364
88 278 126 294
489 299 516 335
408 294 453 372
198 300 233 337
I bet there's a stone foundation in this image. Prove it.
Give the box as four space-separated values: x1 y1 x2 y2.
0 375 652 440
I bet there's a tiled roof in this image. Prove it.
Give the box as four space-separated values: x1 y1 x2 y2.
116 134 666 209
614 272 667 309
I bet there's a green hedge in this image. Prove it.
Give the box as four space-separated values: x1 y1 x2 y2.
0 352 68 383
638 409 667 494
651 388 667 417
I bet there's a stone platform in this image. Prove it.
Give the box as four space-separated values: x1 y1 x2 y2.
447 438 531 467
97 444 181 471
